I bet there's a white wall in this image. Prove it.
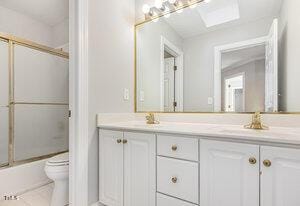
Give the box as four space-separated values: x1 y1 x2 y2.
137 19 183 111
0 6 53 47
278 0 300 111
183 17 273 111
88 0 135 203
0 6 69 48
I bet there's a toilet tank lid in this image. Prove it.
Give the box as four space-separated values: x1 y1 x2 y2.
48 152 69 163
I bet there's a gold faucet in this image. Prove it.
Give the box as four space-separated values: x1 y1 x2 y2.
244 111 268 130
146 113 159 124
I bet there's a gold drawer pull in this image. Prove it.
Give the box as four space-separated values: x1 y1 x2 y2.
171 177 178 183
249 157 257 165
123 139 128 144
263 159 272 167
117 139 122 144
171 145 178 151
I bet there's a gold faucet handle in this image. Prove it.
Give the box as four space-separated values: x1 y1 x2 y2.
146 113 159 124
244 111 268 130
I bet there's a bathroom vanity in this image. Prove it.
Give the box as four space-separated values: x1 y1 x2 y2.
98 121 300 206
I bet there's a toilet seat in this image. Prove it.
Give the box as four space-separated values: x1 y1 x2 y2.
46 152 69 166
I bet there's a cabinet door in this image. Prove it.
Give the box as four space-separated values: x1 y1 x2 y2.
99 130 124 206
261 146 300 206
200 140 259 206
124 132 156 206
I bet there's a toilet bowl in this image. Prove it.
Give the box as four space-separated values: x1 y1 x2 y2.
45 152 69 206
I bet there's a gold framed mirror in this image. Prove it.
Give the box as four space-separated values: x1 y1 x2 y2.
135 0 300 114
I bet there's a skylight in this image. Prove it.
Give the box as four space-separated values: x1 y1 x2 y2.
197 0 240 27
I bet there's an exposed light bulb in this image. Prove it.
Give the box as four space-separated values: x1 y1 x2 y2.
204 0 211 3
164 7 171 18
142 4 151 14
155 0 163 9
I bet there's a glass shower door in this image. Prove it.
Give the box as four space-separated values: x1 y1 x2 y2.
13 44 69 162
0 39 9 166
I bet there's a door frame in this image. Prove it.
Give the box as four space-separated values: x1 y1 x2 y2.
69 0 89 205
213 36 268 112
160 36 184 112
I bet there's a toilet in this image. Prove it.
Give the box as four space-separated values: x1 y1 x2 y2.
45 152 69 206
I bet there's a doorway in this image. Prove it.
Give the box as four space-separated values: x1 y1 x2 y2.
160 36 184 112
214 19 278 112
224 74 245 112
164 55 176 112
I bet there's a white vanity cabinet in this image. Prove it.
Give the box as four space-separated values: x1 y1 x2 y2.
261 146 300 206
99 129 156 206
99 130 124 206
99 126 300 206
200 140 260 206
200 140 300 206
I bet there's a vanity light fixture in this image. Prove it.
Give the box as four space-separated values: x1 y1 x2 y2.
164 6 171 18
142 0 208 21
175 1 184 13
155 0 166 11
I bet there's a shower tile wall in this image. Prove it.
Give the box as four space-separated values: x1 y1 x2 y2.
0 40 9 165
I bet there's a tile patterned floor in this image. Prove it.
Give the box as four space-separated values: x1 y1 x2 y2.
0 183 53 206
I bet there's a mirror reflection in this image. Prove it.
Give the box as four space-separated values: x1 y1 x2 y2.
136 0 299 113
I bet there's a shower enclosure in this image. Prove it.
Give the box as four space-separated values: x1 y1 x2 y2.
0 33 69 168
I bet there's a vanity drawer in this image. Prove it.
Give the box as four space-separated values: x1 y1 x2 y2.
157 135 198 161
157 156 199 204
157 193 197 206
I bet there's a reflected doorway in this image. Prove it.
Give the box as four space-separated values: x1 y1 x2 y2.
224 74 245 112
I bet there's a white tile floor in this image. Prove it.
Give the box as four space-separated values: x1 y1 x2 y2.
0 183 53 206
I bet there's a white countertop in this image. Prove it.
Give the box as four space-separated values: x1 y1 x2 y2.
98 121 300 146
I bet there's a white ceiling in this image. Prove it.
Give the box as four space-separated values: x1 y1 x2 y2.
222 45 265 70
0 0 69 26
163 0 283 38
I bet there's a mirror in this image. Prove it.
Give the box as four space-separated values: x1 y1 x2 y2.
135 0 300 113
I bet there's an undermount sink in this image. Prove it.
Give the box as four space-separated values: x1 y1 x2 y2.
221 128 298 138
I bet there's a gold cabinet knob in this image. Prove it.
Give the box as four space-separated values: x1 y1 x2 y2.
249 157 257 165
123 139 128 144
263 159 272 167
117 139 122 144
171 145 178 151
171 177 178 183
